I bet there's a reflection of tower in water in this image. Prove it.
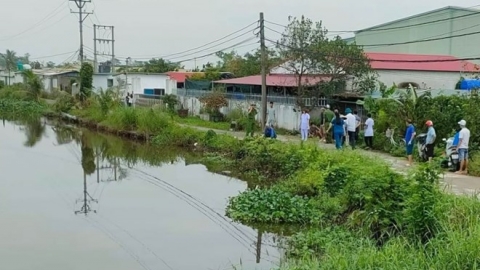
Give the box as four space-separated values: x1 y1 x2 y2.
75 136 120 215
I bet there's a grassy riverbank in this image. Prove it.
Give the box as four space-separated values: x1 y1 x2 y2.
1 96 480 269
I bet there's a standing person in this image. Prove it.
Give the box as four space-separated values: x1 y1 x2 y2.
324 105 334 143
299 109 310 141
327 112 345 149
345 108 356 149
425 120 436 162
267 101 276 127
456 119 470 174
245 104 257 137
354 110 361 142
125 93 131 107
319 107 326 142
128 92 134 107
405 119 416 166
364 113 374 149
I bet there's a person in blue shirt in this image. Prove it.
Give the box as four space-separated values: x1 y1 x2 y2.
405 119 416 166
327 112 345 149
264 125 277 139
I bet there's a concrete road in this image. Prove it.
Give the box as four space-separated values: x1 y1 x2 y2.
180 124 480 197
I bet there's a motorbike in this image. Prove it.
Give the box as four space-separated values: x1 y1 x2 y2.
441 135 460 172
416 133 429 161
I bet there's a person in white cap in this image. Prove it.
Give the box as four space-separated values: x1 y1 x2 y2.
456 119 470 174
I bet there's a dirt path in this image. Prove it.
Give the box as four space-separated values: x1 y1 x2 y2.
179 124 480 197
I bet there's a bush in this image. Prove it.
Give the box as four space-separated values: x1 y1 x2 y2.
53 91 75 113
226 188 323 224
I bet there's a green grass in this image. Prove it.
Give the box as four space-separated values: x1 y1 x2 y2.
174 115 231 130
5 91 480 269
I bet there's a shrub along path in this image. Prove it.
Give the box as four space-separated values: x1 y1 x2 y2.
179 124 480 196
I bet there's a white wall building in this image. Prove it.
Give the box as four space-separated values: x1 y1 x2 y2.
92 73 118 92
352 52 478 91
127 73 177 95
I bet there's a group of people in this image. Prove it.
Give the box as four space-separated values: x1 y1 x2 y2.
125 92 134 107
404 118 470 174
303 105 375 150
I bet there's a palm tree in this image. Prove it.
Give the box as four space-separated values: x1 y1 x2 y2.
5 50 17 85
22 70 43 100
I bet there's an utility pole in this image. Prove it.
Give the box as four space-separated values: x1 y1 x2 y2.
93 24 97 72
93 25 115 74
70 0 93 63
259 12 267 129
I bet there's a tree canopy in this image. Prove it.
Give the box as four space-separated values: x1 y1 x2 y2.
276 16 376 97
143 58 183 73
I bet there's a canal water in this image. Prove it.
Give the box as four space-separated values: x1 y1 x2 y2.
0 118 282 270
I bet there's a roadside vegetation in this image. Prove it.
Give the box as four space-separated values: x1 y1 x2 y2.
1 58 480 270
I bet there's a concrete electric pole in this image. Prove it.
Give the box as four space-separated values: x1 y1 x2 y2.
259 12 267 129
70 0 93 63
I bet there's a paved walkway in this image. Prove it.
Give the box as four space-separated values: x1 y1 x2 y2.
179 124 480 197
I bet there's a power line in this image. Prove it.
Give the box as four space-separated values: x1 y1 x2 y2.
29 51 78 60
362 29 480 47
168 38 258 64
264 4 480 34
267 37 480 63
162 30 258 61
116 21 259 59
266 24 480 49
0 0 68 41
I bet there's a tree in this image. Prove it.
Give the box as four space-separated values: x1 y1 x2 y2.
276 16 376 99
46 61 55 68
79 62 94 101
215 49 281 77
276 16 321 99
30 61 41 69
143 58 182 73
22 70 43 100
313 36 377 95
4 50 17 85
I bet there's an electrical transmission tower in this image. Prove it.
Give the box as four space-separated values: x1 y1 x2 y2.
93 25 115 74
75 172 98 215
70 0 93 63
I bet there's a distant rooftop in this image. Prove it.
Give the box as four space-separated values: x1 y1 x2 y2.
366 52 478 72
356 6 480 33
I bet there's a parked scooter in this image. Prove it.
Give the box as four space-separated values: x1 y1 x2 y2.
416 133 429 161
441 135 460 172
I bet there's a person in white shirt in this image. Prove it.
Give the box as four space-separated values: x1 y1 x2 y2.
267 102 276 127
364 113 374 149
299 109 310 141
345 108 356 149
456 119 470 174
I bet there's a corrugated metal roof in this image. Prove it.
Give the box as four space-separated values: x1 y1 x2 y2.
366 52 478 72
166 71 204 83
356 6 480 33
214 74 330 87
32 68 79 76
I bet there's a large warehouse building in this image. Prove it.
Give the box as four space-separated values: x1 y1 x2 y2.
352 6 480 61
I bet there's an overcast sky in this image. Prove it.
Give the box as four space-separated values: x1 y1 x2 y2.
1 0 479 69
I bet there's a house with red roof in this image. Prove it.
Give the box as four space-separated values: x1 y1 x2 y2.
362 52 478 91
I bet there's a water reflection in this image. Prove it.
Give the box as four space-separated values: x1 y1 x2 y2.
1 119 283 269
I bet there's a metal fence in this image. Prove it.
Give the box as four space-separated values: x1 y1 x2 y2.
133 93 165 108
173 89 328 106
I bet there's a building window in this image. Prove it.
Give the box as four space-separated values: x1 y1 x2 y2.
107 79 114 88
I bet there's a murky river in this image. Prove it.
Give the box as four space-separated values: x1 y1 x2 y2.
0 118 282 270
